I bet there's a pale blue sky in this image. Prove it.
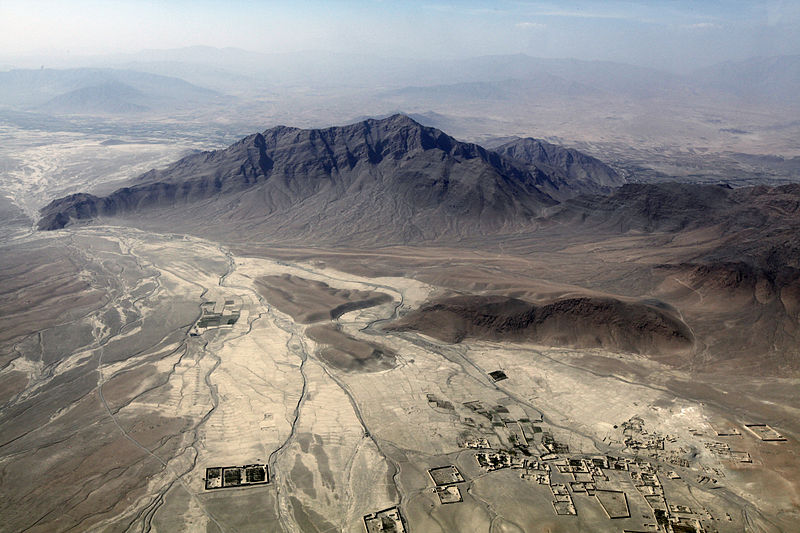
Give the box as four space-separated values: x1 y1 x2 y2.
2 1 798 70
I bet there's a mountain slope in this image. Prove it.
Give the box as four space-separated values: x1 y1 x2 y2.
551 182 800 237
550 183 737 233
491 137 625 198
691 55 800 106
38 114 574 243
39 81 150 114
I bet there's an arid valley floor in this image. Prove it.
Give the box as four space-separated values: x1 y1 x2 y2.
1 116 799 533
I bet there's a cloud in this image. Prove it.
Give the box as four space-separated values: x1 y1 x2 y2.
516 21 546 30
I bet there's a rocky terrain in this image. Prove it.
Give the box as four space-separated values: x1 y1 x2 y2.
491 136 625 198
388 294 694 356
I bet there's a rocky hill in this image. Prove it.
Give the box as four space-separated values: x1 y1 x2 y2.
38 114 619 243
491 137 625 198
387 294 694 356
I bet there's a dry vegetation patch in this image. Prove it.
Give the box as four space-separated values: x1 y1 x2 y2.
307 324 396 372
255 273 392 323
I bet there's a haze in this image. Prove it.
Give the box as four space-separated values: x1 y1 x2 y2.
3 0 800 71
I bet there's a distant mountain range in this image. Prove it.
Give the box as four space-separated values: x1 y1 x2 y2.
379 55 800 110
2 50 798 106
0 68 223 114
114 49 798 102
691 55 800 105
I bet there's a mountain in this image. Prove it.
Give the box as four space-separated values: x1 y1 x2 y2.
379 54 686 104
39 81 149 114
37 114 800 254
0 68 222 113
550 182 738 233
97 46 436 90
105 49 668 92
6 49 681 95
39 114 586 243
27 112 800 375
491 137 625 198
8 50 798 109
443 54 683 97
551 182 800 237
37 113 800 279
386 76 603 103
691 55 800 106
550 182 800 304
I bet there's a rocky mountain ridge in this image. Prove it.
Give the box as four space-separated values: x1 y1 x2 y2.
38 114 621 243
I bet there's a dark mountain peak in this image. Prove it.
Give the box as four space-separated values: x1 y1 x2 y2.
256 113 480 168
366 113 421 128
261 124 301 138
38 193 103 231
496 136 550 153
492 136 625 198
236 130 266 147
262 114 424 141
494 137 563 166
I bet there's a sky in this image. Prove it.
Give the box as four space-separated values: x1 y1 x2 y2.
1 0 799 71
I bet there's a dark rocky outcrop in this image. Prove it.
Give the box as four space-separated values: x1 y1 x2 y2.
388 294 694 356
491 137 625 199
550 182 738 233
550 182 800 238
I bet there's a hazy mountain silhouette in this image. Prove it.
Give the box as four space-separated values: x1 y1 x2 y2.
691 55 800 106
0 68 221 113
40 81 150 114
